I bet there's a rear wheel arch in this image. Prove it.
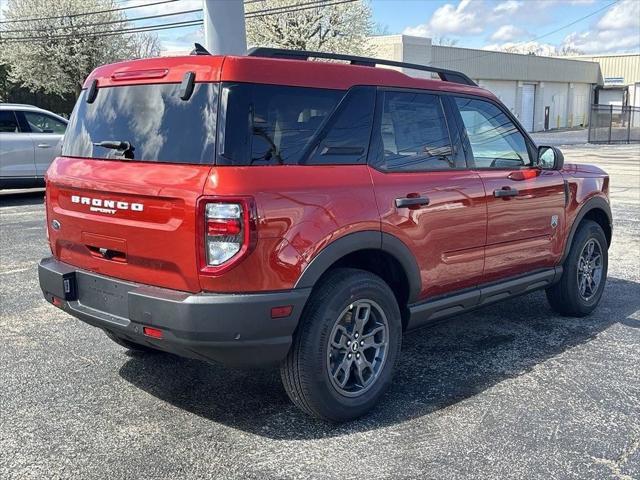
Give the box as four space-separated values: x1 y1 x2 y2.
562 196 612 264
294 231 421 323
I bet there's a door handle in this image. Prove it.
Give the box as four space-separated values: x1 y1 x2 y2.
494 187 519 198
37 144 51 148
395 196 430 208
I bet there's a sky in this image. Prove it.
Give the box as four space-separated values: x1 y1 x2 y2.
1 0 639 55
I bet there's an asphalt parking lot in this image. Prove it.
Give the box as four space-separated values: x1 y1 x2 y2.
1 143 639 480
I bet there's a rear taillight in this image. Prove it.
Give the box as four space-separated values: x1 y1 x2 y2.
198 197 257 275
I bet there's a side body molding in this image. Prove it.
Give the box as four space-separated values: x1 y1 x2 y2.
294 231 422 303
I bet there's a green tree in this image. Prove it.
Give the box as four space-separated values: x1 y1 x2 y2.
245 0 374 55
0 0 160 97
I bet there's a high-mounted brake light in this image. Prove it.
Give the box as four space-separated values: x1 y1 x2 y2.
198 197 257 275
111 69 169 81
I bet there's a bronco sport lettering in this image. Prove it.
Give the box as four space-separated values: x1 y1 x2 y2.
71 195 144 213
38 47 612 422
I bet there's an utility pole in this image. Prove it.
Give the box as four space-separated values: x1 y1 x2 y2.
203 0 247 55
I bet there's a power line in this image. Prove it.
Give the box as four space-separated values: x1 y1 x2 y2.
2 8 201 33
0 0 179 24
0 0 358 43
246 0 342 17
1 19 203 42
0 0 348 36
434 0 621 66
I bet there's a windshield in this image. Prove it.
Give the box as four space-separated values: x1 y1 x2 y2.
63 82 218 164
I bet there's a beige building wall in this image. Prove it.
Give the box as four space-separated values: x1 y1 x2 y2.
367 35 600 132
568 54 640 107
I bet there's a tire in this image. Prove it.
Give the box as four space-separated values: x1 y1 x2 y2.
281 268 402 422
104 330 158 354
546 219 608 317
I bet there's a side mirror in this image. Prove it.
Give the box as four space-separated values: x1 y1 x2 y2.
538 145 564 170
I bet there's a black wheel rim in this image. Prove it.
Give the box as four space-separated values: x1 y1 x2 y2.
577 238 603 301
326 299 389 397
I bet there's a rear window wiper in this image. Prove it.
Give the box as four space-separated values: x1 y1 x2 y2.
93 140 135 159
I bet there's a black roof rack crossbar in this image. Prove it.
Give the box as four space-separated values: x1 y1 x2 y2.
247 47 477 86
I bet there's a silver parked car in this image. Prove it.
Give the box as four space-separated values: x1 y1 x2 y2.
0 103 68 189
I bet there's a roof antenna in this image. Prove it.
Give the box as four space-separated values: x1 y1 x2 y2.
191 43 211 56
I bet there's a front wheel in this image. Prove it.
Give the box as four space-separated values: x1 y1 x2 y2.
281 268 402 422
547 220 608 316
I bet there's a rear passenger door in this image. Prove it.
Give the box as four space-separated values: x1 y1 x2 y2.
20 111 67 176
368 89 487 300
0 110 36 179
451 96 566 283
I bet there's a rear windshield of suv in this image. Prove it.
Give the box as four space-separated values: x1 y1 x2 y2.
63 83 218 164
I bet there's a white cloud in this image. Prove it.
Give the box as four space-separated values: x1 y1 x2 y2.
483 41 559 56
403 0 488 37
490 24 527 41
159 27 203 54
493 1 521 15
403 23 431 37
429 0 485 35
597 0 640 30
562 29 640 54
563 0 640 53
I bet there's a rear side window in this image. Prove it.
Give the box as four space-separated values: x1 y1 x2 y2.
454 97 532 168
63 83 218 164
0 111 19 133
23 112 67 134
218 83 357 166
371 91 455 172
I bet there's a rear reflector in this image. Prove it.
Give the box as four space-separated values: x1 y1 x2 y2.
271 305 293 319
143 326 163 339
52 296 63 307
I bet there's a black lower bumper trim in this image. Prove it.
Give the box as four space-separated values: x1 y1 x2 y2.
38 257 310 367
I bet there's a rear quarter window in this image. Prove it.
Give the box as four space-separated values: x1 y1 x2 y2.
217 83 374 166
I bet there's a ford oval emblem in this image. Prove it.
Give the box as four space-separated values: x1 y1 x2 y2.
51 219 61 230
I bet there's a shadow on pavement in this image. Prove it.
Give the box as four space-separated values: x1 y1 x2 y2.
0 189 45 207
118 276 640 439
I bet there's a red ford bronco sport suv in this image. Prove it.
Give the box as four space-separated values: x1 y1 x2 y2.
39 47 612 421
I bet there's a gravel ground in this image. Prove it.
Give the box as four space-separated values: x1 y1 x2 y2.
530 128 589 146
1 143 639 480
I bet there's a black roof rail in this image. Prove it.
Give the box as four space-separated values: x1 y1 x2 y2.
247 47 477 86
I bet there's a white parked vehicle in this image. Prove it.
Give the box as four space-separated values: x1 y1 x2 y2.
0 103 68 189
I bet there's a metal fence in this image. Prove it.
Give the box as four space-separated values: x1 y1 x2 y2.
588 105 640 144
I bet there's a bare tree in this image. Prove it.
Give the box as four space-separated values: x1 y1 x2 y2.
432 36 458 47
0 0 159 97
129 32 162 59
245 0 374 55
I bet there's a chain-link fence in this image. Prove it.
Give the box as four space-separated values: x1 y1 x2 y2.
588 105 640 144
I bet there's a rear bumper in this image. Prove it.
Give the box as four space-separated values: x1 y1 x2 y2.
38 257 310 367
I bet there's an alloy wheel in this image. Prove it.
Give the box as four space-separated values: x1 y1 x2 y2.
577 238 603 301
326 299 389 397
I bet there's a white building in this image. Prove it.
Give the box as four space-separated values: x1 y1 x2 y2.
368 35 603 132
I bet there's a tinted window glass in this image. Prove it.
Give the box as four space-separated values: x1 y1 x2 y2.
63 83 218 164
305 87 375 165
373 91 454 172
455 97 531 168
0 111 19 133
218 83 342 165
23 112 67 134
